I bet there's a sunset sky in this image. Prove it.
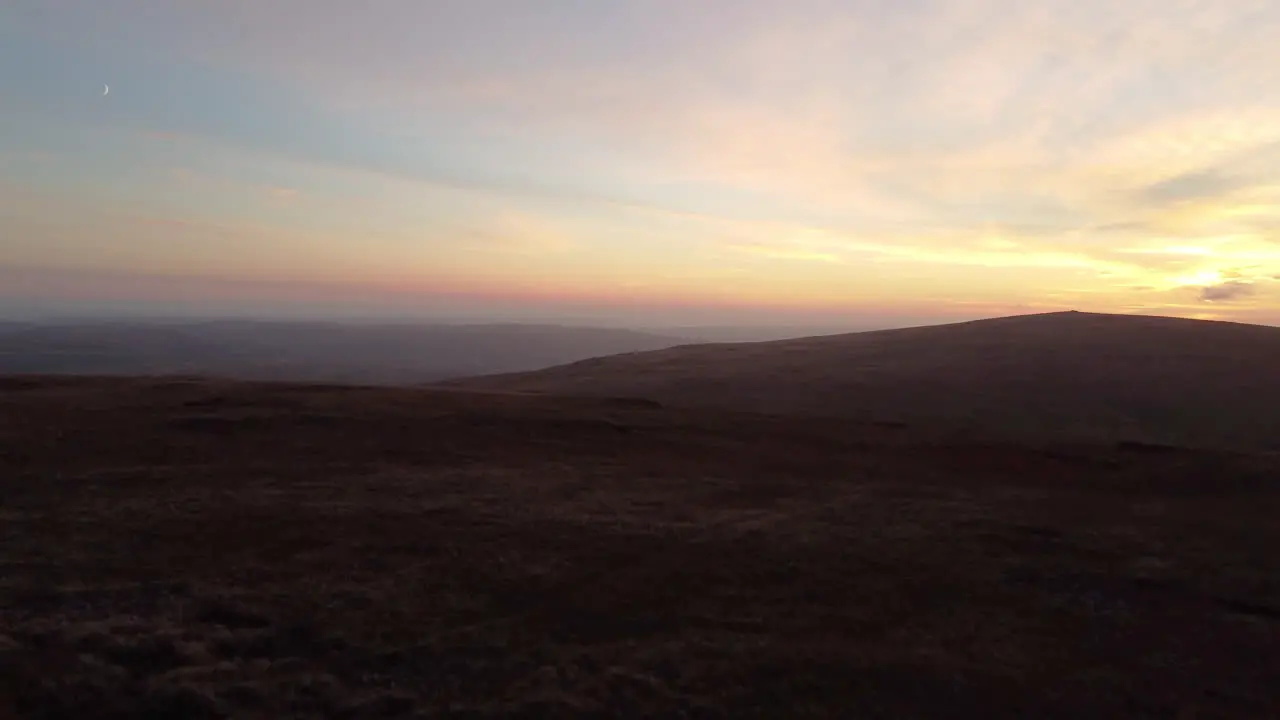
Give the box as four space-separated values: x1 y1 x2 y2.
3 1 1280 326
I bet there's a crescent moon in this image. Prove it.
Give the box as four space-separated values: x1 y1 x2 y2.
103 84 109 96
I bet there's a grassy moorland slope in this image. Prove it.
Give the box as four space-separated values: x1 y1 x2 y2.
2 376 1278 717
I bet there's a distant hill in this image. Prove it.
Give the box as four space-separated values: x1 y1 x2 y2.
445 311 1280 450
652 323 916 343
0 321 682 384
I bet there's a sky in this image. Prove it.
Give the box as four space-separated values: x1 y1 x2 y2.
3 0 1280 327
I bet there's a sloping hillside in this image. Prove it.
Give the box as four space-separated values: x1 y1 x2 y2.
446 311 1280 450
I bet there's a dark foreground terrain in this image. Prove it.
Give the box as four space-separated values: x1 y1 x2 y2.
2 377 1278 718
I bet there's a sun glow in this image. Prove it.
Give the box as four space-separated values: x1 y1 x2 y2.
1170 268 1225 288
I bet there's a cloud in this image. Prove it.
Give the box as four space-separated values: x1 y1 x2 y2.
1199 281 1257 302
1140 170 1251 207
723 241 843 264
263 187 300 204
64 1 1273 227
460 212 577 256
143 131 187 142
167 168 301 207
1181 265 1280 303
51 2 1280 238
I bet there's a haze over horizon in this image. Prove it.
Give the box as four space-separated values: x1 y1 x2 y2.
4 1 1280 327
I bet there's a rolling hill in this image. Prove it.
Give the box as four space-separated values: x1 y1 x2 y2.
445 311 1280 450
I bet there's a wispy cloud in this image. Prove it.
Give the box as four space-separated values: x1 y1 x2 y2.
264 187 299 204
460 212 578 256
723 241 844 264
6 0 1280 323
1140 170 1253 207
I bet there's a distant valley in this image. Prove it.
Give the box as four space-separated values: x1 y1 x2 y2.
0 320 684 385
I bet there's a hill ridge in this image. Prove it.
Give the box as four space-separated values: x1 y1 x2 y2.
444 312 1280 451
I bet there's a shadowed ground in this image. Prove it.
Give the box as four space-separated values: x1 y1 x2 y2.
1 376 1278 718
